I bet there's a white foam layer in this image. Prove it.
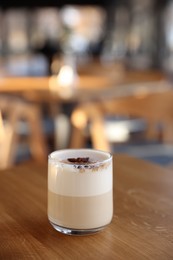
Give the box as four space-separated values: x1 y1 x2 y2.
48 163 112 197
48 149 112 197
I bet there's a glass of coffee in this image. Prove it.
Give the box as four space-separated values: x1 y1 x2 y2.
48 149 113 235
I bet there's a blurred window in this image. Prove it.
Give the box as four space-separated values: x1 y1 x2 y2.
3 9 29 53
60 5 106 54
30 8 61 49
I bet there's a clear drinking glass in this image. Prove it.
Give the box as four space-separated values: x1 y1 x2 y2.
48 149 113 235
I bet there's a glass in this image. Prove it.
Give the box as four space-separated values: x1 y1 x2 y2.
48 149 113 235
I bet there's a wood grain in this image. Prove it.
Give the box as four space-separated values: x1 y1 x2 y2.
0 155 173 259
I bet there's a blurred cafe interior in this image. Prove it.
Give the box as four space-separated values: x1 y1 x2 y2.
1 0 173 169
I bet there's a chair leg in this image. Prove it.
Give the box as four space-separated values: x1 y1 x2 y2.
90 117 111 152
28 108 48 162
69 126 87 148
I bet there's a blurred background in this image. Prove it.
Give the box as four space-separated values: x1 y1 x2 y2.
1 0 173 169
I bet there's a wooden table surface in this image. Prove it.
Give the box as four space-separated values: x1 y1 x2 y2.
0 154 173 259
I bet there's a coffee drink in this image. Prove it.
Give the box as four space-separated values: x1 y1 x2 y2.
48 149 113 235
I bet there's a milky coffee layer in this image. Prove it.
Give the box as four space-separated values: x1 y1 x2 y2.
48 190 113 229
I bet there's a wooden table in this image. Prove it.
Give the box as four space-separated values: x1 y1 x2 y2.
0 69 166 102
0 154 173 259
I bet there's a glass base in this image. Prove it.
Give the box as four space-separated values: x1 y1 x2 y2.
50 221 105 236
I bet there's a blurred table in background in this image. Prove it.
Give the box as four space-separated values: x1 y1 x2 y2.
0 67 166 104
0 64 169 156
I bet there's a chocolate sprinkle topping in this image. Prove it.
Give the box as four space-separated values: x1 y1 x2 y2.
67 157 89 164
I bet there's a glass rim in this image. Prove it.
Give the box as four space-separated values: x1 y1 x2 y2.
48 148 112 166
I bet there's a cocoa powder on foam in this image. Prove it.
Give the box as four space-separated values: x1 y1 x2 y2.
60 157 110 172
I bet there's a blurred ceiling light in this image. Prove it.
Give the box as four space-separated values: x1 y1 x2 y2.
57 65 75 88
61 6 81 28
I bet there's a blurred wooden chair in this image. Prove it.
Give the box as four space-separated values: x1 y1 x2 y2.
0 95 48 169
70 90 173 165
0 110 14 169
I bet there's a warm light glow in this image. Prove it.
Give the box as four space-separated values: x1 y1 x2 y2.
71 109 87 129
49 64 77 99
57 65 75 88
105 123 129 142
